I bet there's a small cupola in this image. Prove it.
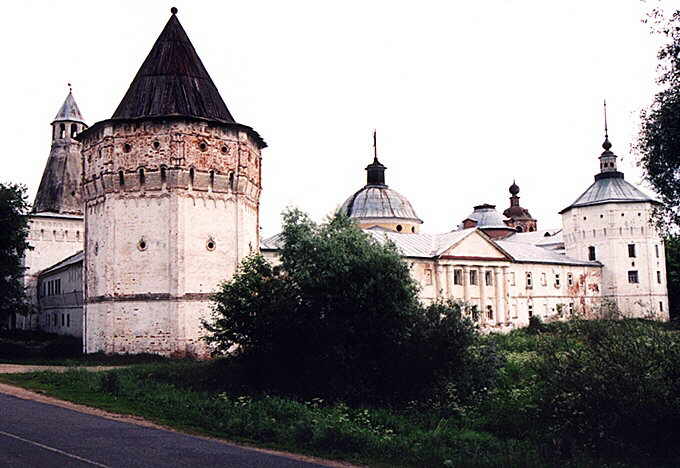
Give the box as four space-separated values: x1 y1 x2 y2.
52 85 87 140
365 130 386 185
598 100 620 176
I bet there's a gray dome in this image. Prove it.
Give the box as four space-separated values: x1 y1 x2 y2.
462 204 509 229
340 185 423 223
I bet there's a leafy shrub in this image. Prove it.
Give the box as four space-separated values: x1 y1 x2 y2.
205 209 501 405
533 319 680 460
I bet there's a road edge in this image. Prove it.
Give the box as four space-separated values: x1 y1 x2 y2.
0 382 363 468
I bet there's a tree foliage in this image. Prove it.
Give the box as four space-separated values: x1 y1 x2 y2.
205 209 498 404
0 183 31 322
637 9 680 230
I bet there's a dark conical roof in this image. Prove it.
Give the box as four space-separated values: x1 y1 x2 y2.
111 11 235 123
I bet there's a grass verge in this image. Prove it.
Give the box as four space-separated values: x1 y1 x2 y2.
0 362 545 468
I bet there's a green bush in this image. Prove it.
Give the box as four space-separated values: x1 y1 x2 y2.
206 210 501 405
533 319 680 460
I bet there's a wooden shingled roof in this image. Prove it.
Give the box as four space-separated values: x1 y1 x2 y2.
111 11 236 124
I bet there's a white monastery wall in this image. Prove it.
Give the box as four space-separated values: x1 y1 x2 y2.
563 202 668 319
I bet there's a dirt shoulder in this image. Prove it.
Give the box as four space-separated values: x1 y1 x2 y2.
0 364 124 374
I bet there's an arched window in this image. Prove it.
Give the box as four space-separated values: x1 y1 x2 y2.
59 123 65 139
71 123 78 138
516 226 524 232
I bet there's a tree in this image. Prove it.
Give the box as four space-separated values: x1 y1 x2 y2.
205 209 496 404
0 183 31 324
637 9 680 318
637 9 680 230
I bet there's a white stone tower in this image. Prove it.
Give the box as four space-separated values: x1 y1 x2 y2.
560 112 669 319
21 89 86 329
78 8 265 356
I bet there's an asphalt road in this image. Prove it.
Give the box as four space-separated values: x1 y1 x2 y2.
0 393 331 468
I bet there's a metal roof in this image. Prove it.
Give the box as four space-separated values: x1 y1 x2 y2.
461 204 509 229
495 240 599 266
111 11 235 124
39 250 84 277
53 91 86 125
262 227 596 266
559 172 659 214
339 185 423 223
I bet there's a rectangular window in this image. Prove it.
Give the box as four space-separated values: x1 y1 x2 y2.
569 303 574 315
628 270 639 284
526 272 533 289
628 244 636 258
453 269 462 285
424 269 433 285
61 314 65 326
555 273 561 288
67 314 70 327
540 272 547 286
486 305 493 320
567 272 573 287
511 305 518 319
470 270 478 286
528 304 533 317
660 301 664 312
588 246 596 261
657 271 662 284
510 272 516 286
656 245 660 258
53 314 57 326
485 271 493 286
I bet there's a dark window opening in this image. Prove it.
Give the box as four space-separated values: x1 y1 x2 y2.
588 246 596 261
160 166 167 186
658 271 662 284
139 168 145 186
528 304 533 317
70 123 78 138
486 305 493 320
485 271 492 286
153 141 160 150
396 224 403 232
229 172 235 190
516 226 523 232
628 244 636 258
123 143 132 153
469 270 478 286
118 170 125 186
199 142 207 152
411 226 415 233
59 123 65 139
628 271 639 284
209 170 215 191
453 269 462 285
189 168 195 188
221 145 228 154
656 245 660 258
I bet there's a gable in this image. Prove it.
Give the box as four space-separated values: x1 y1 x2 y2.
439 231 510 261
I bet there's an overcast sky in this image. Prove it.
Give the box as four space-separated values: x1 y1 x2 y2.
3 0 678 236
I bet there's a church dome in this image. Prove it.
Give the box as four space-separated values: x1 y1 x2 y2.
340 185 422 223
339 139 423 233
463 204 508 229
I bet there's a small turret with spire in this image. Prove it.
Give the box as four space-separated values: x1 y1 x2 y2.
365 130 387 185
598 100 619 175
33 85 87 215
503 179 537 232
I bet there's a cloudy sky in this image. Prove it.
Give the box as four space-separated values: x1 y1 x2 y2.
3 0 677 236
